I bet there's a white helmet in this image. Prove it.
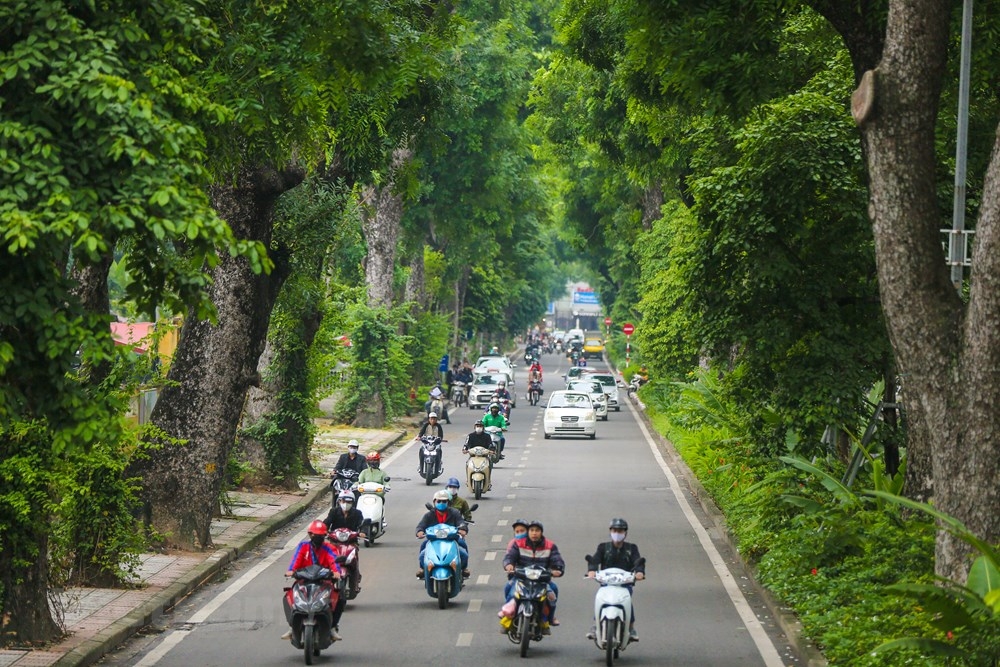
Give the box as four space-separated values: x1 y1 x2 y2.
347 439 359 450
428 411 438 419
433 490 451 502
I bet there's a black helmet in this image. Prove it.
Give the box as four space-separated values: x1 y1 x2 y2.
609 518 628 531
474 420 484 426
527 520 544 531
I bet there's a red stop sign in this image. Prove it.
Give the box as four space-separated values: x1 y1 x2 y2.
604 317 612 326
622 323 634 336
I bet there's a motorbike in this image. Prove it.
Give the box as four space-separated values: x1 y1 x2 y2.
465 445 492 500
528 379 543 406
355 480 389 546
486 396 511 420
283 563 339 665
587 558 645 665
425 396 448 423
330 469 360 505
420 523 466 609
418 435 445 485
327 528 361 601
450 381 467 407
484 425 504 462
627 375 647 398
501 564 555 657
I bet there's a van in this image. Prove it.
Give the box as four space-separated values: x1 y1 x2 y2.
566 328 585 342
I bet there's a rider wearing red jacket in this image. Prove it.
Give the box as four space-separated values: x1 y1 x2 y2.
283 520 344 642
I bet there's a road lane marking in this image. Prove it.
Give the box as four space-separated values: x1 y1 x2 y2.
628 401 785 666
514 471 522 476
456 633 473 646
503 506 513 512
497 519 508 526
477 574 491 585
135 531 303 666
517 464 526 469
491 534 503 542
507 494 516 499
485 551 497 561
468 599 482 613
510 481 519 487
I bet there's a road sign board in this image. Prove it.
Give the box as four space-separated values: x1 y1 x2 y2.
622 323 635 336
439 354 450 372
604 317 612 326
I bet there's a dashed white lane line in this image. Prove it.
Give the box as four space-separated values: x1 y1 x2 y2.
477 574 491 585
497 519 508 526
507 494 517 499
491 534 503 543
457 633 473 647
517 464 526 468
510 481 519 487
514 471 522 476
503 506 513 512
485 551 497 561
467 599 482 613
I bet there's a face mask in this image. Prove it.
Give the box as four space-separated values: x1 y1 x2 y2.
514 531 527 540
435 502 448 511
339 502 352 511
610 531 626 543
447 488 458 498
310 534 325 547
475 427 484 433
348 448 358 456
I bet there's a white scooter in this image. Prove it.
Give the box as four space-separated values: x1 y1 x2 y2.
484 425 504 462
356 480 389 547
587 559 645 665
465 446 492 500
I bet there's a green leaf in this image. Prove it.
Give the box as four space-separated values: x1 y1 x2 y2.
966 555 1000 600
872 637 965 658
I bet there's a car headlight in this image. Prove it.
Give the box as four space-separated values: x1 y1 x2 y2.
585 411 595 420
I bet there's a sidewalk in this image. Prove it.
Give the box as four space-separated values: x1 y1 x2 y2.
0 426 405 667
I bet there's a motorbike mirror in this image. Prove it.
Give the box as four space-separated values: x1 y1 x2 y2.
335 555 347 564
383 476 391 482
425 502 434 511
634 557 646 569
469 503 479 512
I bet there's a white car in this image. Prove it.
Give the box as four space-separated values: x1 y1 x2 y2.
566 379 609 420
473 355 515 378
469 372 516 409
543 390 597 439
583 371 622 412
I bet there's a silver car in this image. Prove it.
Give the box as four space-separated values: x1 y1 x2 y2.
583 371 621 412
469 372 516 409
566 379 609 420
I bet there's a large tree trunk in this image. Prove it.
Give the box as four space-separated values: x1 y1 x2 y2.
404 246 427 309
0 508 62 645
856 0 1000 581
133 164 302 549
360 146 411 308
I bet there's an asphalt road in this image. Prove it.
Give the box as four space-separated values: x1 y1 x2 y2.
101 355 800 667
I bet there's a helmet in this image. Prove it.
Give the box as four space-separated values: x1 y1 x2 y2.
347 439 359 449
498 380 506 387
307 520 327 536
338 491 354 503
447 477 461 488
474 420 484 426
511 518 528 530
433 490 451 502
527 520 544 531
609 518 628 531
428 411 438 419
489 403 500 411
366 451 381 464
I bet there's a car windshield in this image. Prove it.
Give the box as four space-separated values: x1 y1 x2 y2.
548 393 591 408
475 374 506 385
589 374 615 387
585 339 602 346
568 382 603 394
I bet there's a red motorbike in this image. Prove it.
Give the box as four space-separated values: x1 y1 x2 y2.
326 529 361 601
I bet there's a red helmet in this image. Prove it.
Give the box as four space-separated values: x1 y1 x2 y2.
366 451 381 463
307 520 328 536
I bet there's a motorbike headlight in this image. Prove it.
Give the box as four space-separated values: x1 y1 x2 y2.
434 528 449 539
525 569 541 581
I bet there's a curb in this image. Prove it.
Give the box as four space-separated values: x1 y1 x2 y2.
628 392 827 667
56 429 406 667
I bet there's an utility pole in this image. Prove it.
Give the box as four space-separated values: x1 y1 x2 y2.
946 0 975 291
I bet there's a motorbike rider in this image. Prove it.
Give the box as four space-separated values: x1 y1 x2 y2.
506 518 528 550
503 520 564 633
425 384 450 423
332 439 368 498
481 403 509 457
324 491 365 532
586 518 645 641
463 420 497 468
282 520 344 642
358 451 389 492
416 412 445 473
528 357 543 380
415 490 470 578
446 477 474 521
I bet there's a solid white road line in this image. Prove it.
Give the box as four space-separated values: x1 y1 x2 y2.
626 400 785 667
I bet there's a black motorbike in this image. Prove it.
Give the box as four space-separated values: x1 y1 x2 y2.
330 469 360 506
418 435 445 485
507 565 555 657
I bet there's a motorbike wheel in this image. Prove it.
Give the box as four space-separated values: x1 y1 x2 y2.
437 580 448 609
604 618 619 666
303 625 314 665
474 480 482 500
424 466 433 486
518 614 531 658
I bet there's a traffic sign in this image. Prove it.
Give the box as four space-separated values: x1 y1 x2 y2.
622 323 634 336
604 317 612 326
438 354 450 372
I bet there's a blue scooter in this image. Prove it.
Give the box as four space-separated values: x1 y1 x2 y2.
421 523 465 609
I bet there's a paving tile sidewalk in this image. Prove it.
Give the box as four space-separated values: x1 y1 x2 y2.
0 427 405 667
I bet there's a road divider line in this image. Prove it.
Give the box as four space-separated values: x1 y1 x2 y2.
484 551 497 561
502 506 513 512
477 574 491 585
510 481 519 488
468 599 482 613
497 519 508 526
627 400 785 666
507 494 516 499
491 534 502 543
456 632 473 647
